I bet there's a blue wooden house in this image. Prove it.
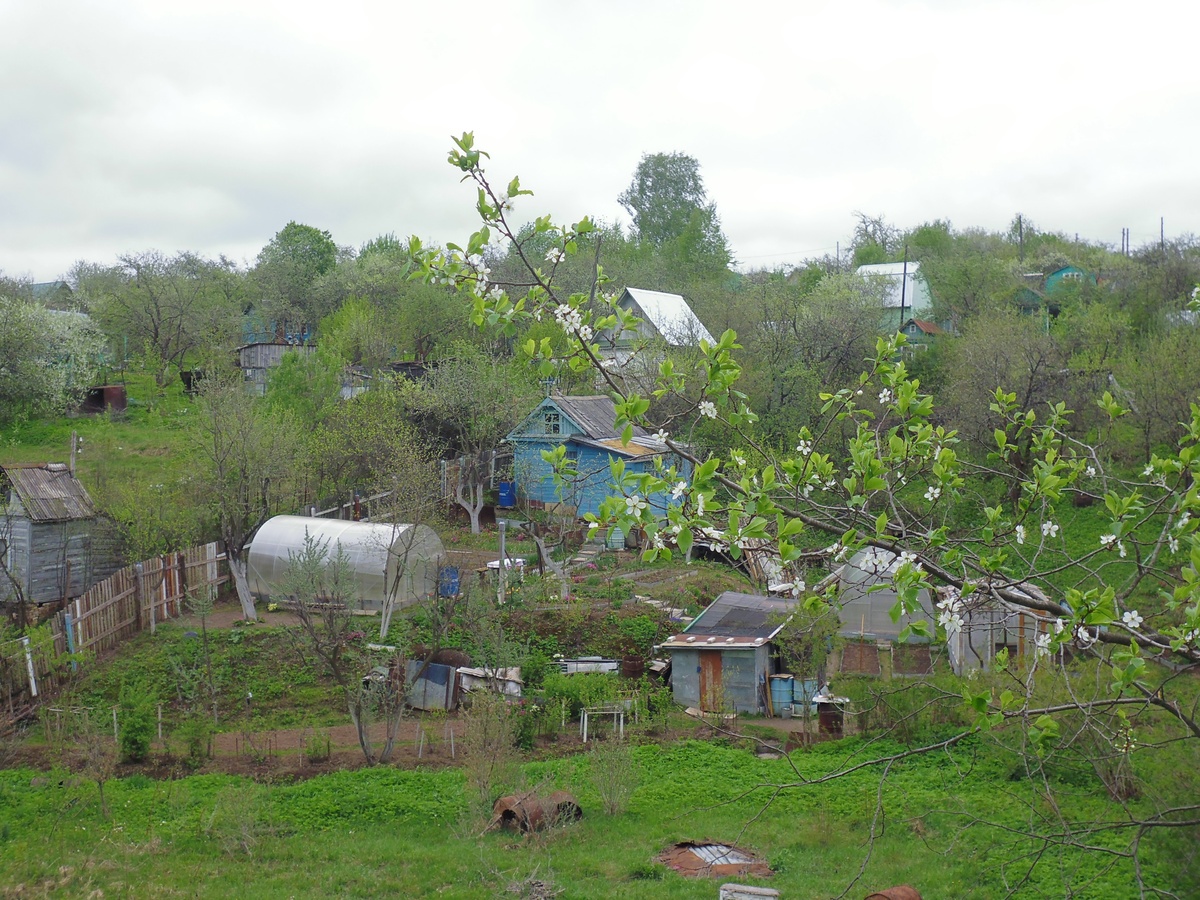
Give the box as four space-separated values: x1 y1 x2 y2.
1044 265 1096 295
506 395 679 519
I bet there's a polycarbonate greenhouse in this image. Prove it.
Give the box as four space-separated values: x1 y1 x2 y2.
837 547 936 640
247 515 445 612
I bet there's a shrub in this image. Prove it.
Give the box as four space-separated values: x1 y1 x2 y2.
542 672 618 718
117 678 156 762
305 729 332 763
176 713 212 765
589 739 638 815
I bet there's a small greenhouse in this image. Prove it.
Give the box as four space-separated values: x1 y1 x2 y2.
836 547 936 640
247 516 444 612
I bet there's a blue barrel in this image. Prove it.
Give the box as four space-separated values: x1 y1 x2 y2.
606 526 625 550
769 674 795 710
497 481 516 508
794 678 818 714
437 566 460 597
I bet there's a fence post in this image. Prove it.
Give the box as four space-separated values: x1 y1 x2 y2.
64 611 78 672
136 562 148 634
21 636 38 698
112 706 118 740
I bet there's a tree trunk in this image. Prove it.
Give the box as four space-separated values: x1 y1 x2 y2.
456 480 485 535
529 530 570 602
226 549 258 621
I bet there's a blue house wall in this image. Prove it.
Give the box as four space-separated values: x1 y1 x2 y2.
512 440 676 519
507 396 685 519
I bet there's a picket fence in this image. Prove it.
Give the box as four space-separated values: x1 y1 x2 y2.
1 542 227 728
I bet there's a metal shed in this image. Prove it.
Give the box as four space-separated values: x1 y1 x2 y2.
246 516 444 612
659 591 798 714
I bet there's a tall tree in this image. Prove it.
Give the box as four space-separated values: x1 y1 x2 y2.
0 294 103 420
193 378 305 620
254 221 339 326
618 152 731 272
77 251 243 385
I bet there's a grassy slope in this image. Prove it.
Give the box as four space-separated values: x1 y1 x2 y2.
0 738 1187 899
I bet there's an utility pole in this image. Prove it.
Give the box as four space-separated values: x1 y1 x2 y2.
1018 214 1024 263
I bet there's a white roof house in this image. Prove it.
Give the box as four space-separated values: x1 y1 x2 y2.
611 287 715 348
855 262 932 314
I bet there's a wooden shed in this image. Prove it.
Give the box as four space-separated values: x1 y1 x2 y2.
659 591 798 714
0 463 122 608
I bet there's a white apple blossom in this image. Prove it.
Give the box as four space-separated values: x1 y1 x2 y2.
878 388 893 405
671 481 688 500
790 579 806 598
1085 466 1096 477
699 401 717 419
1042 521 1059 538
938 610 964 638
924 485 941 502
544 247 565 266
624 494 647 515
1122 610 1144 630
1035 632 1053 658
1118 541 1127 558
796 439 812 456
1168 536 1179 554
652 429 669 443
1100 534 1117 548
1015 525 1026 545
1054 617 1065 634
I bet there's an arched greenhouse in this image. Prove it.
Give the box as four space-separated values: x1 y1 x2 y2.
247 516 445 612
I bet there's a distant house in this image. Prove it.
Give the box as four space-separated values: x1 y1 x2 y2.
898 317 945 351
824 548 1055 677
855 262 933 330
30 281 73 308
0 463 121 608
1044 265 1096 295
235 341 315 395
505 394 680 519
600 287 714 366
659 591 798 713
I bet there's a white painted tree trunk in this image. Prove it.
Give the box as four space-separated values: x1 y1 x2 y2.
456 480 485 534
227 551 258 621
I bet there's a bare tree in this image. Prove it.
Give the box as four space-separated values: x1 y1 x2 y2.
283 530 408 764
193 377 304 620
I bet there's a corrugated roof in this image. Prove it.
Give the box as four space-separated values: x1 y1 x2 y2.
661 591 797 646
2 463 96 522
553 395 648 441
903 318 944 335
621 288 715 346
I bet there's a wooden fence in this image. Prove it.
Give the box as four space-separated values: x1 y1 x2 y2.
1 542 227 728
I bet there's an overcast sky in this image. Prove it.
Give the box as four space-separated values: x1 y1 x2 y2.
2 0 1196 282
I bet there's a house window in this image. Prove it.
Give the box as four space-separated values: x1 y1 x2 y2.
543 412 561 435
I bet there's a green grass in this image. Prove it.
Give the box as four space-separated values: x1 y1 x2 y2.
0 738 1190 898
54 623 347 736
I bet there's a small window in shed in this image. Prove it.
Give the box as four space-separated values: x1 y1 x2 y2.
543 411 561 435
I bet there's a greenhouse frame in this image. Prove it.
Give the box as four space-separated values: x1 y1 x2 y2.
247 515 445 612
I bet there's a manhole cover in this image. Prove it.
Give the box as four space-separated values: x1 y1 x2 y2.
657 841 772 878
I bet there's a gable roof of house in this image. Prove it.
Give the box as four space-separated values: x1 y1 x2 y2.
659 591 797 649
902 318 944 336
620 288 715 346
1 463 96 522
855 261 931 310
507 395 670 458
